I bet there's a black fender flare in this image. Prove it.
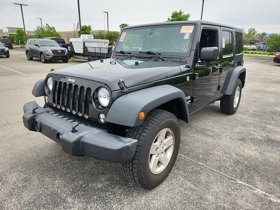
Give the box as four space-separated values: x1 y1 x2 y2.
221 66 246 95
106 85 189 127
32 79 45 97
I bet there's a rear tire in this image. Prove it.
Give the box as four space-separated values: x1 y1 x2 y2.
123 109 180 189
220 79 242 115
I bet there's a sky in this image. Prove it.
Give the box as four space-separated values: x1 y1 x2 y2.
0 0 279 34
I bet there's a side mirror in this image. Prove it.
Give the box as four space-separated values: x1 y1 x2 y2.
201 47 219 61
34 44 39 47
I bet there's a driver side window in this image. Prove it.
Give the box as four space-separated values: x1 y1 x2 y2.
199 28 219 59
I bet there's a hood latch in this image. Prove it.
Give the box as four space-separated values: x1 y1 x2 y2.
118 79 128 92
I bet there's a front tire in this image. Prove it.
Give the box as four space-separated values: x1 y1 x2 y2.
123 109 180 189
62 58 69 63
6 51 9 58
26 51 33 60
220 79 242 115
40 53 47 63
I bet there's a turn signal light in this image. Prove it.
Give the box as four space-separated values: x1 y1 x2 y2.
138 112 145 120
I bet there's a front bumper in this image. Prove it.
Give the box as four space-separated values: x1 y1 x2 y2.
23 101 137 162
44 52 67 60
0 51 8 55
273 57 280 63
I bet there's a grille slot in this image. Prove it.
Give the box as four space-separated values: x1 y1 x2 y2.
52 81 91 118
51 49 65 56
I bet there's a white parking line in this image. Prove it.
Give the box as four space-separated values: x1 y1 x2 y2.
0 65 26 76
178 153 280 203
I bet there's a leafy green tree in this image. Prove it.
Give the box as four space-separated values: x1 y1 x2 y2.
267 34 280 52
105 31 120 45
15 29 26 45
34 24 61 38
243 28 259 45
79 25 92 35
258 32 267 39
167 10 190 21
9 34 15 44
119 23 129 30
94 31 120 45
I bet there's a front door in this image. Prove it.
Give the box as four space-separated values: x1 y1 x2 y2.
190 26 220 113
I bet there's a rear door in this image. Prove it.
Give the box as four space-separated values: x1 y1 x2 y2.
218 28 235 92
34 40 40 58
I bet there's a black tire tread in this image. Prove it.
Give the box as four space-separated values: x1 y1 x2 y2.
220 79 242 115
123 109 177 187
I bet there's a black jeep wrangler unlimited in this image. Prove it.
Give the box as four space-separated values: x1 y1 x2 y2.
23 21 246 189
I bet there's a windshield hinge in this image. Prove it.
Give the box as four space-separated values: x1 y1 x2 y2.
118 79 128 92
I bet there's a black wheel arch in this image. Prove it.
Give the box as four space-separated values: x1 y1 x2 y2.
106 85 189 127
221 66 246 95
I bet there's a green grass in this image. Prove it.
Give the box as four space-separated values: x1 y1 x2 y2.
244 54 274 60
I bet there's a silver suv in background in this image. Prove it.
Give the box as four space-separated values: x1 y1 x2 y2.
25 39 69 63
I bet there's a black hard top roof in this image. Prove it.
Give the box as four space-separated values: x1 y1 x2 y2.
125 20 243 32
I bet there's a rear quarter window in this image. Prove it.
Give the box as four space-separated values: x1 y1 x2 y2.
235 32 243 54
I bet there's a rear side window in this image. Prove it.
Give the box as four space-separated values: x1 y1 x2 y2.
222 30 233 56
235 32 243 54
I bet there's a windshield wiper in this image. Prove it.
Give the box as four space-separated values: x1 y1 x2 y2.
115 50 131 55
139 51 165 61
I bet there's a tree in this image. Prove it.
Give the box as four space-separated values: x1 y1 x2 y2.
119 23 129 30
34 24 60 38
15 29 26 45
167 10 190 21
79 25 92 35
257 32 267 39
94 31 120 45
105 31 120 45
267 34 280 52
247 28 258 37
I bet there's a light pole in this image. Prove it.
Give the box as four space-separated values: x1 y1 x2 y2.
14 3 28 34
77 0 82 31
104 11 109 32
37 17 42 27
200 0 205 20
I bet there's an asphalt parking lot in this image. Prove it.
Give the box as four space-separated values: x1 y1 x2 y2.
0 50 279 209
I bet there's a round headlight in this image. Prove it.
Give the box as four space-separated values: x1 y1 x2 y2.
47 77 54 91
97 87 110 107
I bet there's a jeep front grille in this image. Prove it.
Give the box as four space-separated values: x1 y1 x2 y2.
52 81 92 118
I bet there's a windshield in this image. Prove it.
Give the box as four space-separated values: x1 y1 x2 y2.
51 38 65 43
0 42 4 47
115 24 195 56
39 40 59 47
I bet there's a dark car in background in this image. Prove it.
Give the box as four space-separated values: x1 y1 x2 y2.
0 38 13 49
273 53 280 64
25 38 68 63
45 37 68 49
0 42 10 58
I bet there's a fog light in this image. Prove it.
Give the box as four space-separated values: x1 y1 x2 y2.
99 113 106 124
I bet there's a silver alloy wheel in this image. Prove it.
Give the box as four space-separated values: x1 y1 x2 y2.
148 128 175 175
41 54 45 62
233 86 241 108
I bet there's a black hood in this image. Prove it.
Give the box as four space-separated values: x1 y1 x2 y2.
51 59 183 91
